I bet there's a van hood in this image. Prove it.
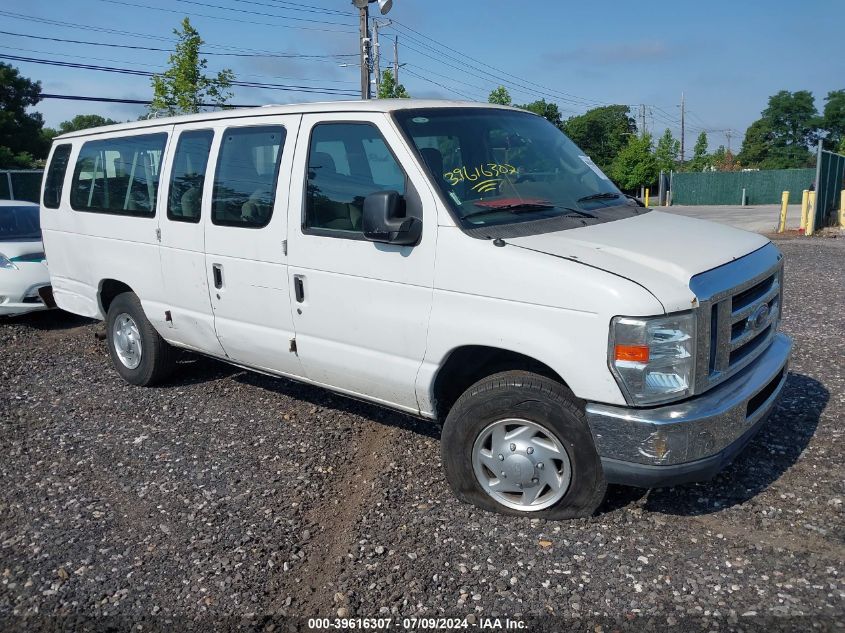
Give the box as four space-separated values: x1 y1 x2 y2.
0 239 44 259
506 211 769 313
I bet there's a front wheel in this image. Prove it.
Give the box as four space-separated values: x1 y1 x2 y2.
440 371 606 519
106 292 175 386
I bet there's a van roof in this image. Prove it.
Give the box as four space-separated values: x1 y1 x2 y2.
54 99 522 140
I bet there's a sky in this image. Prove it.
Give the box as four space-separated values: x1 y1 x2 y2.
2 0 844 155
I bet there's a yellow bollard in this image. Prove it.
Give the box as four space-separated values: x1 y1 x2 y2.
806 191 816 236
778 191 789 233
799 189 809 232
839 189 845 227
644 188 650 207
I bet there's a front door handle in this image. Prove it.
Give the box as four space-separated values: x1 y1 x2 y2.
212 263 223 289
293 275 305 303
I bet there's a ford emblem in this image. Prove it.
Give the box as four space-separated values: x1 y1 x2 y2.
747 304 770 331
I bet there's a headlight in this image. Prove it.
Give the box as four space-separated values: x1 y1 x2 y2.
0 253 18 270
609 312 696 405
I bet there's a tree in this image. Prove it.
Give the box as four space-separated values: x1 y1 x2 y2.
58 114 119 135
736 118 772 167
561 105 636 172
821 89 845 151
516 99 562 128
738 90 819 168
654 128 680 174
488 86 511 106
609 133 658 190
711 145 740 172
377 70 409 99
0 63 49 168
686 131 710 171
150 18 234 115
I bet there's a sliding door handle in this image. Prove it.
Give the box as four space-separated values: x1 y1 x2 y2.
293 275 305 303
212 263 223 289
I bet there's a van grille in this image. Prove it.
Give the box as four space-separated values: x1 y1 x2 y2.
690 244 783 395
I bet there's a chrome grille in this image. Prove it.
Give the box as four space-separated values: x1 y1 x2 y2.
690 243 784 395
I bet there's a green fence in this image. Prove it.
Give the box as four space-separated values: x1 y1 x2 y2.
0 170 44 203
815 150 845 228
671 169 815 206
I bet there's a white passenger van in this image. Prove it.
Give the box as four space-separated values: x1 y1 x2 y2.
41 100 791 518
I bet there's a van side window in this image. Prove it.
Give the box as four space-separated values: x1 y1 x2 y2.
167 130 214 223
304 123 406 235
69 133 167 217
212 126 285 228
43 144 72 209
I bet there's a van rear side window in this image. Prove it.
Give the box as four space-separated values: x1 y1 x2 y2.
70 133 168 217
43 144 72 209
212 126 285 228
167 130 214 223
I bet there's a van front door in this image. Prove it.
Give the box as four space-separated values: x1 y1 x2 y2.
286 113 437 413
157 123 225 356
202 114 304 377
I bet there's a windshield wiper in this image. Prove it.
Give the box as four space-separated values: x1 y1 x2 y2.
461 202 554 221
577 192 620 202
462 203 597 222
558 208 597 219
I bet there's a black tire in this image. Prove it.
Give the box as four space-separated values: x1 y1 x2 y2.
441 370 606 519
105 292 175 386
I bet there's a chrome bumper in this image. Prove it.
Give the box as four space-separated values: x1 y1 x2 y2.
586 333 792 487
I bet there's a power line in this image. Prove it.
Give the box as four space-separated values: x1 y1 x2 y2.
40 92 258 107
386 20 607 109
0 53 360 96
242 0 350 17
0 10 362 62
687 108 711 130
401 67 478 101
0 44 359 85
96 0 358 33
169 0 357 28
229 0 350 18
404 63 490 97
0 30 357 59
395 38 579 111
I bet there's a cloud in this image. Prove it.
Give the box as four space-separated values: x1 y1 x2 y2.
544 41 674 65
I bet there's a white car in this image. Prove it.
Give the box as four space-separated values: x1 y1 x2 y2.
0 200 52 316
40 100 791 518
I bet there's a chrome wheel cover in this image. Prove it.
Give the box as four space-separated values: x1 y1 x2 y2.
112 313 142 370
472 418 572 512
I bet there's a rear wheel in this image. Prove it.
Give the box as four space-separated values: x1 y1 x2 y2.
106 292 174 386
441 370 606 519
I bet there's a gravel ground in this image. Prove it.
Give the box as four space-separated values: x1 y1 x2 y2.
0 237 843 632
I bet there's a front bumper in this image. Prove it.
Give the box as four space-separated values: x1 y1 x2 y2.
0 262 52 316
586 333 792 488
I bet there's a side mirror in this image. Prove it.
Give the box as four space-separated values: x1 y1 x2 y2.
362 190 422 246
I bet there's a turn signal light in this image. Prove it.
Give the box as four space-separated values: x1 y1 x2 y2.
614 344 649 363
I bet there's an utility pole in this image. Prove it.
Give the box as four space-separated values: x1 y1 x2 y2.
679 92 686 162
725 129 733 153
639 104 646 138
372 19 381 97
355 1 370 99
393 36 399 84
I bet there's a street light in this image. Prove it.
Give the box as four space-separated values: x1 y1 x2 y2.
353 0 392 15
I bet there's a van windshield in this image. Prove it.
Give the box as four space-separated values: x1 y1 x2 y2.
0 205 41 241
393 108 649 236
